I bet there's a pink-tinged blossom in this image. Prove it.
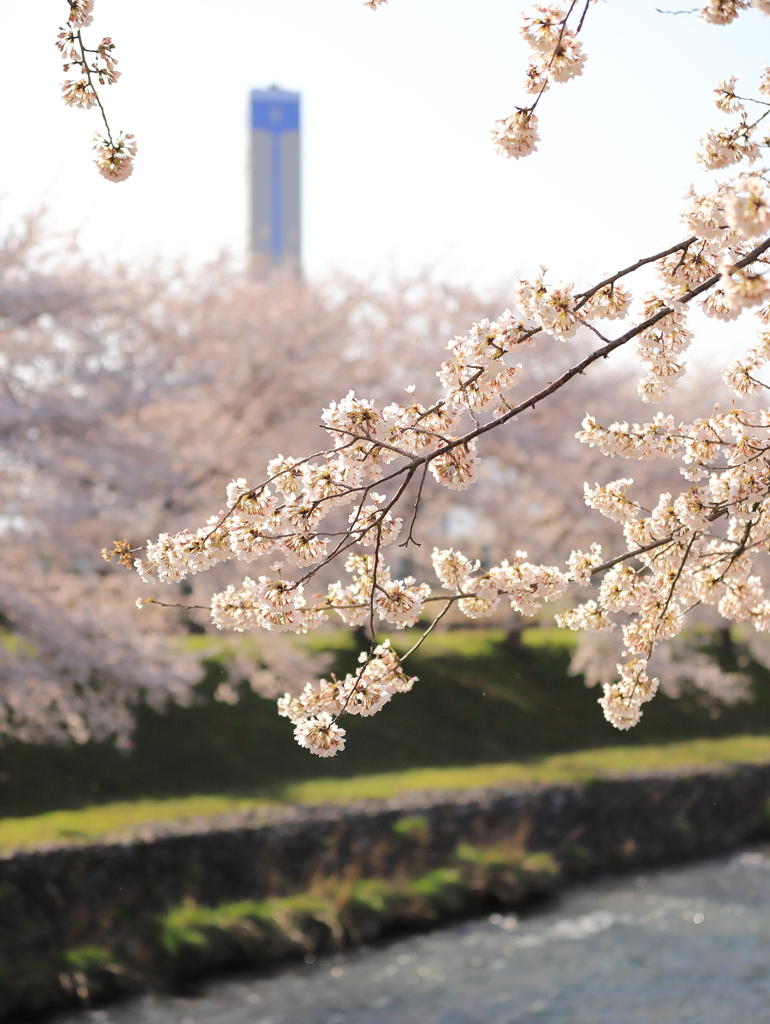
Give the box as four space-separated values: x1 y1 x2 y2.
281 533 329 567
720 260 770 311
697 124 760 170
491 110 540 159
226 478 276 518
228 521 277 563
583 479 640 523
429 441 479 490
432 547 478 591
556 599 614 632
293 713 346 757
374 578 431 627
581 283 632 321
61 78 96 108
567 544 603 585
656 242 721 287
66 0 95 28
519 5 567 52
514 269 581 340
266 456 305 497
531 35 587 85
92 132 136 183
724 176 770 239
723 355 763 396
349 502 403 546
322 390 382 443
714 76 744 113
457 578 502 619
338 674 392 717
523 63 551 95
699 0 750 25
681 184 731 240
701 285 743 320
673 488 713 531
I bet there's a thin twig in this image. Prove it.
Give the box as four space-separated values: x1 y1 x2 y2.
138 598 209 610
400 601 453 661
74 28 114 145
400 462 429 548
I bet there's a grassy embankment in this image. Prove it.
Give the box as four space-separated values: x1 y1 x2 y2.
2 734 770 852
2 626 770 849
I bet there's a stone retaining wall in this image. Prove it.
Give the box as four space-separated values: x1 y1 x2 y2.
3 764 770 1019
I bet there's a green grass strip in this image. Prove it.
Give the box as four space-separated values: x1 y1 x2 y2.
2 734 769 853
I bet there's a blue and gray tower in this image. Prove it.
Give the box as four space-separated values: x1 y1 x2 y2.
249 87 301 265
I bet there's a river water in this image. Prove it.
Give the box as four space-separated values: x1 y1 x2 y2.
63 844 770 1024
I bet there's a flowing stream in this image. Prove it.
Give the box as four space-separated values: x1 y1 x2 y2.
60 844 770 1024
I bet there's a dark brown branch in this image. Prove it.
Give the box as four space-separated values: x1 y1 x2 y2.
574 237 696 308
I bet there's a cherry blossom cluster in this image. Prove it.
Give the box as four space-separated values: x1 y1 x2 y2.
277 640 413 756
583 65 770 402
570 626 752 707
697 70 769 171
491 2 598 160
570 351 770 727
270 541 576 756
56 0 135 182
699 1 770 26
431 546 569 618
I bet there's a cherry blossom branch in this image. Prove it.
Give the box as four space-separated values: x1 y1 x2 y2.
456 234 770 454
657 532 698 630
131 9 770 753
71 28 115 144
573 237 697 308
57 1 136 181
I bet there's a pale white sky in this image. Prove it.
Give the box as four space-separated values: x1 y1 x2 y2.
0 1 768 291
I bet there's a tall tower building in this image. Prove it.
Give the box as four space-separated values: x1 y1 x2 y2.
249 87 301 265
